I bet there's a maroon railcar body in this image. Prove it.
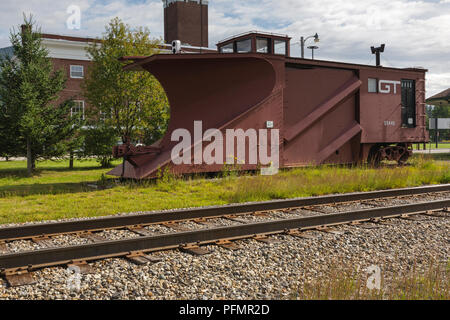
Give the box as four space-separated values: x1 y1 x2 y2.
109 32 428 179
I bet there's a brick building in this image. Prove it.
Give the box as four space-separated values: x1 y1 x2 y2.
0 34 95 119
426 88 450 106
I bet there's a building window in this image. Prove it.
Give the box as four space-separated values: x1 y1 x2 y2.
219 42 234 53
368 78 378 93
236 38 252 53
274 40 286 55
71 100 85 120
70 65 84 78
99 111 108 121
256 38 270 53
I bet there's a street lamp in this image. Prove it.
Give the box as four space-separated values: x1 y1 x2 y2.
300 33 319 58
307 45 319 60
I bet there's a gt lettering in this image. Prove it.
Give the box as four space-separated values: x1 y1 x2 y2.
378 80 401 94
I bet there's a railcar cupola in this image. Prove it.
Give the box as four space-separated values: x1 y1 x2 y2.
217 31 291 57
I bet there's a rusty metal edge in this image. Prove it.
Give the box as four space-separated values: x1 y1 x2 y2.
0 184 448 242
0 199 448 273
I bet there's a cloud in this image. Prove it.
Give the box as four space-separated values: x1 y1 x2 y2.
0 0 449 97
209 0 450 97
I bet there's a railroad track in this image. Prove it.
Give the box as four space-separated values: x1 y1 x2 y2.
0 184 449 287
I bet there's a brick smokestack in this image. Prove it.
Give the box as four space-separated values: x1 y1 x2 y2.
21 24 32 45
21 24 32 35
163 0 209 48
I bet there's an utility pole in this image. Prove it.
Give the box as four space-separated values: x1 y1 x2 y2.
300 36 305 59
435 117 439 148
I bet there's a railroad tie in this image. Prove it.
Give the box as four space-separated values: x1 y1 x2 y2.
31 236 54 248
316 226 346 235
215 240 241 251
252 211 270 217
286 230 319 239
303 206 329 214
127 226 155 237
346 220 381 229
354 223 380 230
370 218 394 225
125 252 162 265
180 244 211 256
223 215 248 224
79 232 106 242
0 241 8 254
162 222 189 232
193 218 215 226
4 270 36 287
253 235 281 244
422 209 450 217
399 214 427 221
360 201 382 208
67 260 94 274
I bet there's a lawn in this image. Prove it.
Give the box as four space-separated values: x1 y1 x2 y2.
0 156 448 224
414 142 450 150
416 153 450 161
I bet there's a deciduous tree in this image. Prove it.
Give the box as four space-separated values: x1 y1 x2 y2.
82 18 169 167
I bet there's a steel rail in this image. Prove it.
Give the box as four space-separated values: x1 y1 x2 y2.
0 199 448 273
0 184 449 241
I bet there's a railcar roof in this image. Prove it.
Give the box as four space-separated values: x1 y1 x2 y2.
121 52 427 75
286 56 428 73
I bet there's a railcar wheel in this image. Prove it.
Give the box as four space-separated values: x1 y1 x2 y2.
397 151 411 166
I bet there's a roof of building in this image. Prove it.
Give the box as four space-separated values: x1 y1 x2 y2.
427 88 450 101
0 46 14 59
0 33 217 63
39 33 216 53
41 33 100 43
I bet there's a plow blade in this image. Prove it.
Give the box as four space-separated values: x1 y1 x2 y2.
109 53 284 179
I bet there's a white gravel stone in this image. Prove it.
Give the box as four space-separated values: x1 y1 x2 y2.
95 229 141 241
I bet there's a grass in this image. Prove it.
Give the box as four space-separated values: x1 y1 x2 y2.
410 152 450 162
0 159 120 197
226 158 450 203
0 155 448 224
294 261 449 300
416 153 450 161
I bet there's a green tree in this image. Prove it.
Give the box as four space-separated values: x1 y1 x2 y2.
82 17 169 167
0 16 82 175
81 126 119 168
432 105 450 141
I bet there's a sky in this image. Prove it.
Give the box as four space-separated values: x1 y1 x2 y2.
0 0 449 97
